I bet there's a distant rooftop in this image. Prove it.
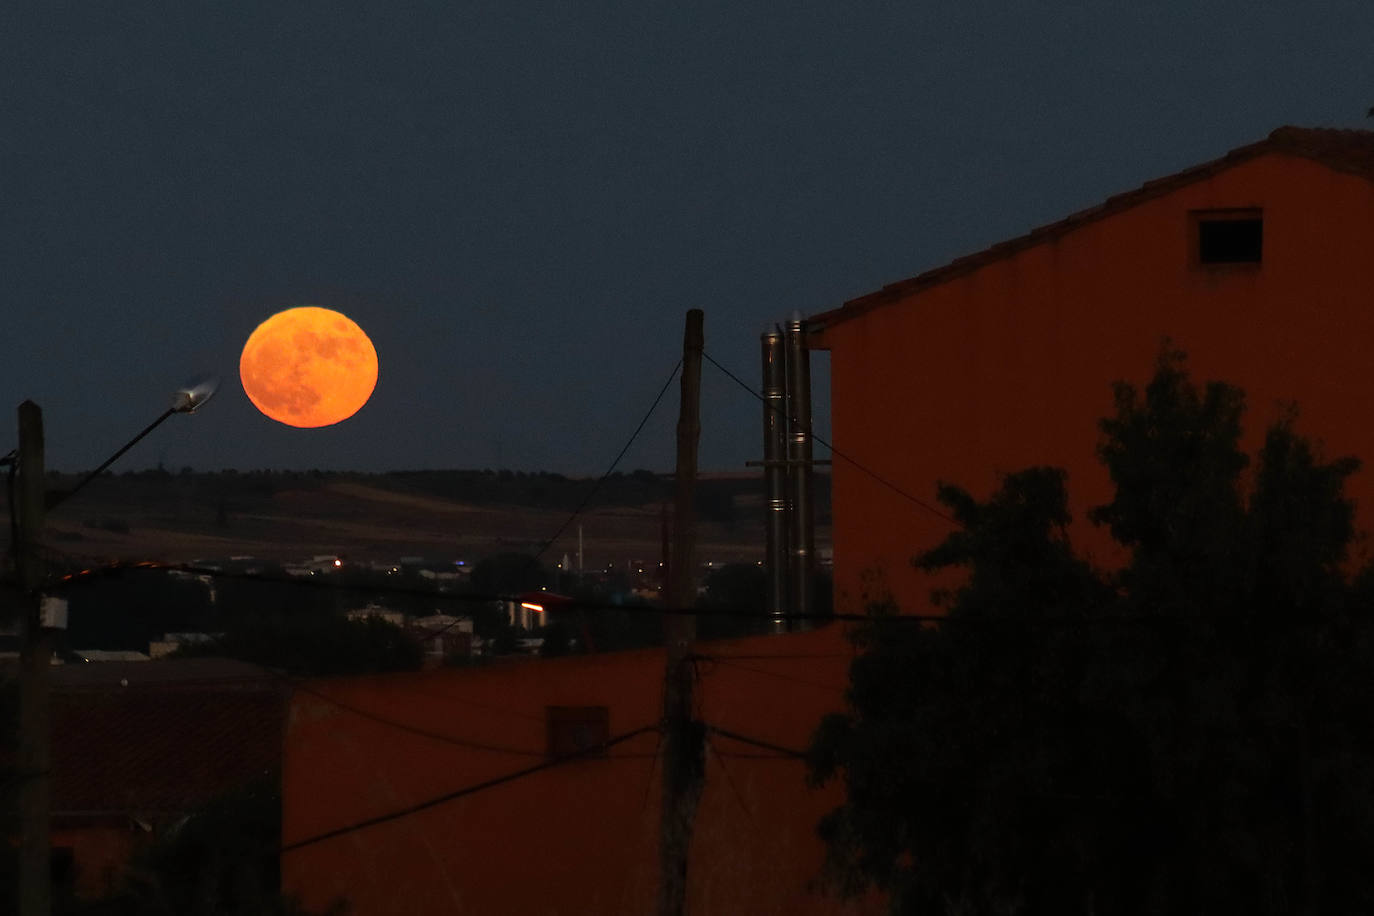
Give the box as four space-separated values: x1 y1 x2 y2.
52 656 276 688
51 657 286 820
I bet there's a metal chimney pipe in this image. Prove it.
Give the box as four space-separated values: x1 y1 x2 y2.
761 327 789 632
784 314 814 628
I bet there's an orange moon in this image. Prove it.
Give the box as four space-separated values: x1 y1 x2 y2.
239 306 379 428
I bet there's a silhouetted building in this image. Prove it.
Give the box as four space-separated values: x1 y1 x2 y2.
808 126 1374 614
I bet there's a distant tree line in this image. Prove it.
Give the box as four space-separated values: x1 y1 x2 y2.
36 466 830 531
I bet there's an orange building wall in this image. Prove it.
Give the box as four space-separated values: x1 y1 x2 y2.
282 626 881 915
815 152 1374 614
50 825 140 901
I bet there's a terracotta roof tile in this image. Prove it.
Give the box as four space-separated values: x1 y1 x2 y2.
1267 125 1374 179
809 127 1374 334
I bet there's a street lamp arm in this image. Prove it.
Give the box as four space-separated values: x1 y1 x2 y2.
9 385 213 916
43 377 218 511
47 407 176 511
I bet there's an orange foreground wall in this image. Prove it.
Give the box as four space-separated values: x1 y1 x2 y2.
814 150 1374 615
50 825 138 901
283 625 881 915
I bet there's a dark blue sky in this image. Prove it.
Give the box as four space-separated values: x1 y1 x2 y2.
3 2 1371 473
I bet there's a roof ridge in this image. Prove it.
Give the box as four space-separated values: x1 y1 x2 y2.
1269 124 1374 139
810 125 1374 333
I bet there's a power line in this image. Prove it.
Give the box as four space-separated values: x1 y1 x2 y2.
354 677 548 725
703 652 853 660
294 671 664 764
638 729 664 816
704 724 807 760
291 682 547 757
533 359 681 560
57 651 551 760
400 608 475 643
700 349 959 527
704 734 753 818
280 723 660 853
33 562 595 761
696 655 849 694
294 680 655 759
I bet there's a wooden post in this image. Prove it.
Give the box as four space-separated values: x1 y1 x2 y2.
658 309 704 916
16 401 50 916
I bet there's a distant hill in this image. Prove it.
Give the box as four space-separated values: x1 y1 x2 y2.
18 468 830 569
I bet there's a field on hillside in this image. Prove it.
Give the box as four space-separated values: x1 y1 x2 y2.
15 469 829 571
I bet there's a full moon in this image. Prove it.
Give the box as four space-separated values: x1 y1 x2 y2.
239 306 379 428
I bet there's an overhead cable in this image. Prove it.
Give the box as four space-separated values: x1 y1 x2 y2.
292 682 547 757
533 359 681 559
696 655 850 694
703 724 808 760
280 723 660 853
700 349 959 526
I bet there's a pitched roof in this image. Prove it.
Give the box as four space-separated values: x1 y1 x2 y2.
808 126 1374 334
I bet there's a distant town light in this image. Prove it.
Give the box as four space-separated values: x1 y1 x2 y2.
333 559 343 568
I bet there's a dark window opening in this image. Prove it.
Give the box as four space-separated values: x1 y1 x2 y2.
546 705 610 758
1197 215 1262 264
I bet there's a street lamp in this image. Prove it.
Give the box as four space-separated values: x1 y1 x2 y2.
48 376 219 510
9 377 217 916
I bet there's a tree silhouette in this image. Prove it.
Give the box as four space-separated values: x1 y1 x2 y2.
810 348 1374 915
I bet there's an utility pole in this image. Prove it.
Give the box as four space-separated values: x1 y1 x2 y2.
7 387 210 916
16 401 50 916
658 309 704 916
